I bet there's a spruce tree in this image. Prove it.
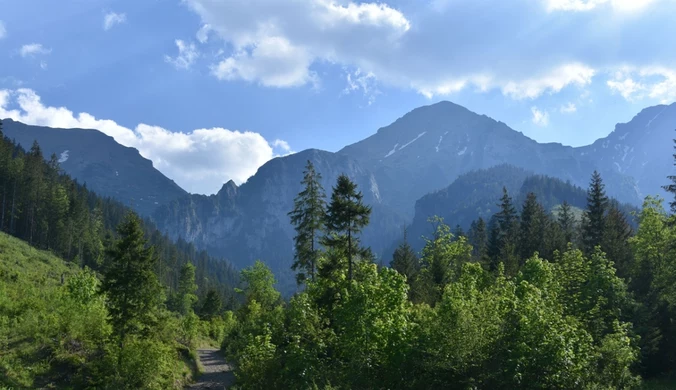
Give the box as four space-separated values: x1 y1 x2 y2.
557 201 576 245
491 187 519 274
288 160 327 283
199 289 223 320
390 227 419 284
601 203 633 279
101 212 163 341
468 217 489 264
323 174 372 281
582 171 608 254
518 192 546 262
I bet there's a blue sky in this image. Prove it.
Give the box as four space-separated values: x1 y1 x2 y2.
1 0 675 194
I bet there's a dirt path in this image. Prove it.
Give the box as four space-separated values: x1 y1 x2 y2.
187 348 236 389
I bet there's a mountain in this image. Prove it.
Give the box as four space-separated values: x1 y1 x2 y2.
574 103 676 200
7 102 674 295
338 101 672 217
152 149 406 294
1 119 187 216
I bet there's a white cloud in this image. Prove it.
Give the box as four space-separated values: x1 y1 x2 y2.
560 102 577 113
531 106 550 127
182 0 619 99
185 0 408 88
546 0 658 12
607 66 676 103
40 61 48 70
502 64 596 100
0 21 6 39
20 43 51 57
103 12 126 31
165 40 199 70
343 68 380 105
0 88 292 194
211 36 316 87
196 24 211 43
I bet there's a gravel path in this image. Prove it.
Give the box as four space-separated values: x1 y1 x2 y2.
187 348 236 389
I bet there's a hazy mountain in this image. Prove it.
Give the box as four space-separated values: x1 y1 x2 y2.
574 103 676 200
1 118 187 216
151 149 406 294
338 101 668 217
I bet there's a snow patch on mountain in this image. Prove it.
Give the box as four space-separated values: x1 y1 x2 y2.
58 150 69 163
458 146 467 156
614 162 622 172
646 107 667 128
435 135 444 152
384 143 399 158
619 132 629 141
399 132 427 151
622 145 631 162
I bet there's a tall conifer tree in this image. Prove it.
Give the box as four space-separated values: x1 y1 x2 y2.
288 160 327 283
323 174 371 281
101 212 163 342
390 226 419 284
582 171 608 253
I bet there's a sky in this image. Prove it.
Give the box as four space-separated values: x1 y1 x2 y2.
1 0 675 194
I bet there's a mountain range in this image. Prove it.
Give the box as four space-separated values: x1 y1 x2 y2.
3 101 675 293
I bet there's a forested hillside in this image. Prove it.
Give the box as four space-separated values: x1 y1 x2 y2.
0 118 242 388
0 119 239 301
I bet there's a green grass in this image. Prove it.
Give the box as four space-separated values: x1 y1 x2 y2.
0 232 82 388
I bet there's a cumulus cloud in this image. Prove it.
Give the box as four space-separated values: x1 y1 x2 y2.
20 43 51 57
607 66 676 103
210 36 316 87
165 40 199 70
531 106 550 126
0 21 6 39
104 12 126 31
560 102 577 113
186 0 663 100
0 89 292 194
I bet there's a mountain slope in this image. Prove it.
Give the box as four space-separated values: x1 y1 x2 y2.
1 118 187 216
152 149 406 294
404 164 635 254
339 101 659 217
575 103 676 199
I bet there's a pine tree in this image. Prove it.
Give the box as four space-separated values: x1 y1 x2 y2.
601 203 633 279
323 174 372 281
518 192 546 262
557 201 576 245
101 212 163 341
390 227 419 284
490 187 519 274
288 160 327 284
468 217 488 262
199 289 223 320
582 171 608 254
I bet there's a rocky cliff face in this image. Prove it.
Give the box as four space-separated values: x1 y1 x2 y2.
1 119 187 216
152 149 406 293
